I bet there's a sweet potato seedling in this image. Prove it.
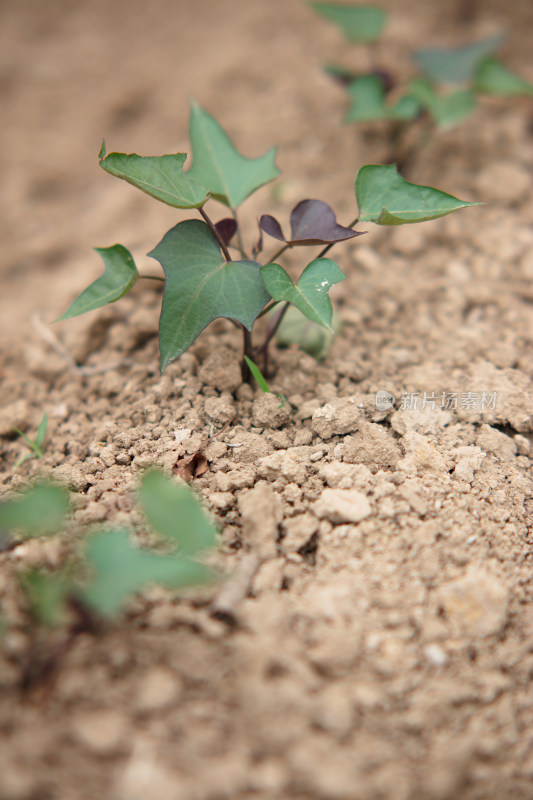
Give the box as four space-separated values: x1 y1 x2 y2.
0 471 217 633
59 100 478 380
311 3 533 170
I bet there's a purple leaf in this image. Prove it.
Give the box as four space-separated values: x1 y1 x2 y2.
289 199 362 244
259 214 286 243
260 200 363 247
214 217 237 247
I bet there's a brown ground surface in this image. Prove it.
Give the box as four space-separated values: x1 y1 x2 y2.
1 1 533 798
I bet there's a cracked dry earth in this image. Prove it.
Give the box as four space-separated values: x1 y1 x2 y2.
1 0 533 798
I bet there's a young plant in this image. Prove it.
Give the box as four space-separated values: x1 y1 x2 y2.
0 470 217 629
12 412 48 469
311 4 533 170
243 355 287 408
58 100 478 379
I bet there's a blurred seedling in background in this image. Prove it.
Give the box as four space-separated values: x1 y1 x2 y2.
58 100 478 380
311 3 533 172
0 472 217 662
12 412 48 469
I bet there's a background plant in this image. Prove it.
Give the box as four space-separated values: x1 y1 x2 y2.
311 3 533 171
0 471 217 634
12 412 48 469
58 100 478 380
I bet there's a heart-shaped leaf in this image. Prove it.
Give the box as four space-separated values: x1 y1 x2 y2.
82 529 213 617
138 470 216 555
474 57 533 96
149 220 271 371
356 165 480 225
98 143 208 209
345 75 421 123
414 33 504 85
260 199 362 246
57 244 138 320
310 3 386 43
409 78 476 128
187 100 280 208
261 258 345 330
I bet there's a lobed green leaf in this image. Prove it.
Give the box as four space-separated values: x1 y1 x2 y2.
414 33 504 84
310 3 386 43
409 78 476 128
261 258 345 330
57 245 138 320
99 143 208 209
149 220 270 371
0 484 69 538
356 164 480 225
474 57 533 96
138 470 216 555
82 529 213 617
187 100 280 208
345 75 421 123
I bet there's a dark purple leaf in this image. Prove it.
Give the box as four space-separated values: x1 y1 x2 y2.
214 218 237 247
260 200 363 247
259 214 286 243
289 199 362 245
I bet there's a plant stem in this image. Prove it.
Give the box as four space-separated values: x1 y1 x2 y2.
199 207 232 261
256 300 291 374
138 274 165 282
256 300 279 320
395 117 433 176
231 208 248 259
268 243 291 263
241 326 255 382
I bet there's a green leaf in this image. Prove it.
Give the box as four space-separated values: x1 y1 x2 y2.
149 220 271 371
19 570 69 628
13 412 48 467
414 33 504 84
310 3 386 43
275 305 342 360
355 164 480 225
474 57 533 96
187 100 280 208
138 470 216 555
243 355 271 393
345 75 388 122
35 412 48 449
57 245 138 320
0 484 69 537
344 75 420 123
82 529 213 617
409 78 476 128
243 356 287 408
261 258 345 330
99 143 208 209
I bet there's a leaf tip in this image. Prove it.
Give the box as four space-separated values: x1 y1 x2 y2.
98 139 107 161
